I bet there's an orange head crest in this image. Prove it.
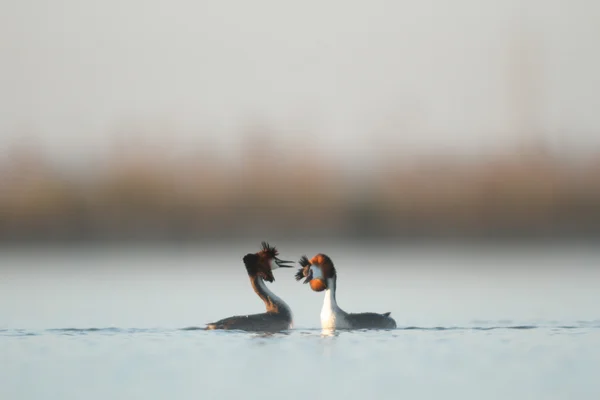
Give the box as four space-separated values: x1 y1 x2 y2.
294 253 336 292
309 279 327 292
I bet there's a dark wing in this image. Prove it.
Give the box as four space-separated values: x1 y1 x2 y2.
347 312 397 329
206 313 289 332
295 255 311 283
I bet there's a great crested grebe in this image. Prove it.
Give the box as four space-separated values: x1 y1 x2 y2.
205 242 294 332
295 253 396 330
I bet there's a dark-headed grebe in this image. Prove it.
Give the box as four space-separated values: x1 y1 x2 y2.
206 242 294 332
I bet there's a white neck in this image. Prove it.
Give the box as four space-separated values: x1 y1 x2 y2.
322 278 338 311
320 277 349 329
256 278 292 317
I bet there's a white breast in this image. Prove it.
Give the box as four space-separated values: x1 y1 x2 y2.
321 305 350 329
320 285 350 329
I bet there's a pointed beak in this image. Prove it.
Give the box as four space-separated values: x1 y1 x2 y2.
275 258 294 268
302 271 312 283
303 269 313 284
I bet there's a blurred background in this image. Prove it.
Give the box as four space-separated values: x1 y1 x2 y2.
2 4 600 400
2 0 600 245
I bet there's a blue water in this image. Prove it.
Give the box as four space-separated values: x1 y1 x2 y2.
1 244 600 399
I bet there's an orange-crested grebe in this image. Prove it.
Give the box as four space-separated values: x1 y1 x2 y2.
206 242 294 332
295 253 396 330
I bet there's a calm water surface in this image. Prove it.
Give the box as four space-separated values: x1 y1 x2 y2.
1 243 599 399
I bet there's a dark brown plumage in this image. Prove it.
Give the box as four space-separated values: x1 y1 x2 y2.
206 242 293 332
345 312 396 329
205 310 291 332
261 241 278 257
295 255 311 282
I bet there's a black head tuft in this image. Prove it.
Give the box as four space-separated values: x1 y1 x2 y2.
243 253 259 275
298 255 310 267
319 254 336 279
295 255 311 283
243 252 274 282
261 241 278 258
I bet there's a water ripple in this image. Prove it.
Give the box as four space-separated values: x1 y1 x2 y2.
47 327 120 333
401 325 538 331
1 323 599 337
0 329 39 337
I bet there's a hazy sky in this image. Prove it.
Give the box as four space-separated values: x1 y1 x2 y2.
1 0 600 165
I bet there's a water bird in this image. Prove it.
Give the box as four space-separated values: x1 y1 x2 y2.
206 242 294 332
295 253 396 330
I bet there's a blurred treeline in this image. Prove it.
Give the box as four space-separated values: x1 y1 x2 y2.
1 136 600 243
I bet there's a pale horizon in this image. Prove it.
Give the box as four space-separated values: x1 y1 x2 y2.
2 0 600 169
